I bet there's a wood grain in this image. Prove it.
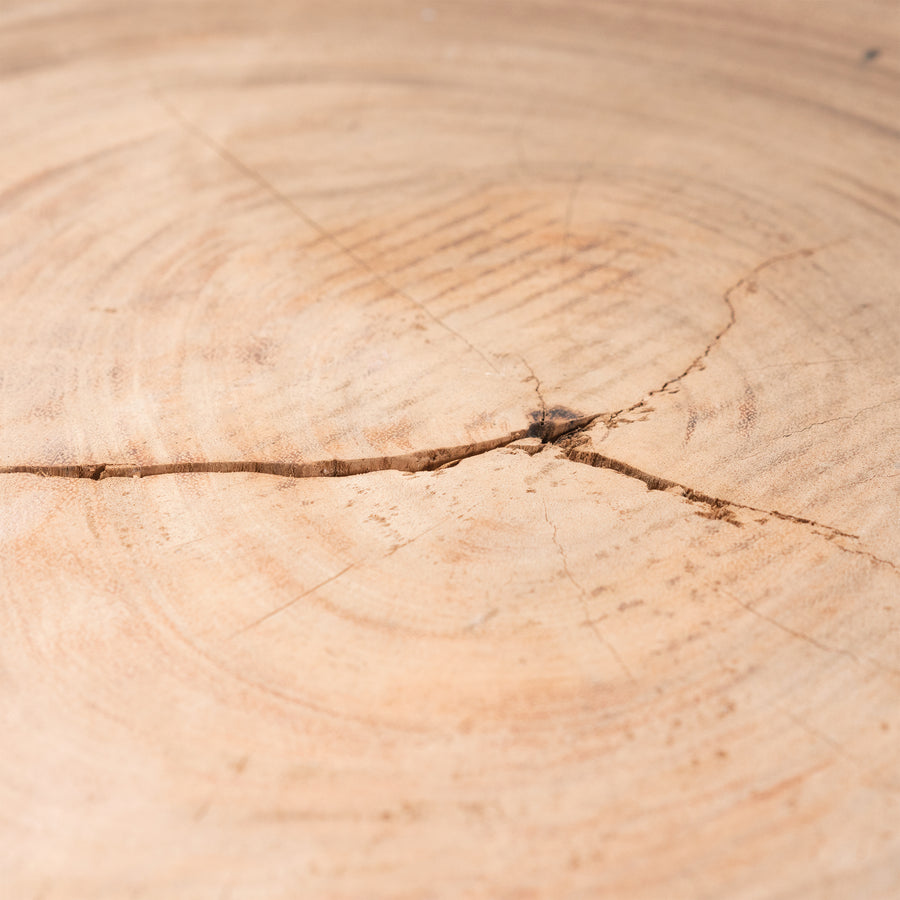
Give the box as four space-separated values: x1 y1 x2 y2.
1 1 898 897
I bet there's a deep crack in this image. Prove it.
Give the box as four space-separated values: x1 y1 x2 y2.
0 414 598 482
2 415 895 572
1 221 889 569
558 443 898 572
0 432 532 481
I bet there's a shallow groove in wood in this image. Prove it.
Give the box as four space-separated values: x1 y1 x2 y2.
152 90 503 374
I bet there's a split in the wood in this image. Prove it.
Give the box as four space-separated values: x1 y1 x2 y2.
557 440 844 535
0 238 885 563
552 440 897 572
1 406 895 572
603 245 826 430
0 431 530 482
0 409 598 482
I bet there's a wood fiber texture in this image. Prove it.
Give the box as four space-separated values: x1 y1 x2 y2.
1 1 898 898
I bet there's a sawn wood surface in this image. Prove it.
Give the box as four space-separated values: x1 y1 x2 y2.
1 1 899 898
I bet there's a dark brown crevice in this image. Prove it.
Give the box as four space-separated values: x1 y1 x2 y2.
557 444 853 537
2 414 896 571
0 431 532 481
0 234 884 563
0 411 600 482
557 443 898 572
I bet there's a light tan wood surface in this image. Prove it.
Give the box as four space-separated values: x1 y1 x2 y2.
1 2 898 897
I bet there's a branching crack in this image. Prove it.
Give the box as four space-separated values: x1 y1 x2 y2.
774 396 900 442
1 165 887 574
232 561 358 637
720 586 866 668
2 415 896 573
604 245 826 429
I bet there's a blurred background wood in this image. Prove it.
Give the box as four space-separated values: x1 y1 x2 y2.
1 1 898 897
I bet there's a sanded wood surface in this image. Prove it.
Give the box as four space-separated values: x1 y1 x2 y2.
1 1 899 898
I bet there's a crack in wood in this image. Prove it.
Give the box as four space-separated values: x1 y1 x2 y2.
0 431 532 481
0 412 600 481
557 443 898 572
2 409 895 572
0 220 884 567
602 244 832 430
